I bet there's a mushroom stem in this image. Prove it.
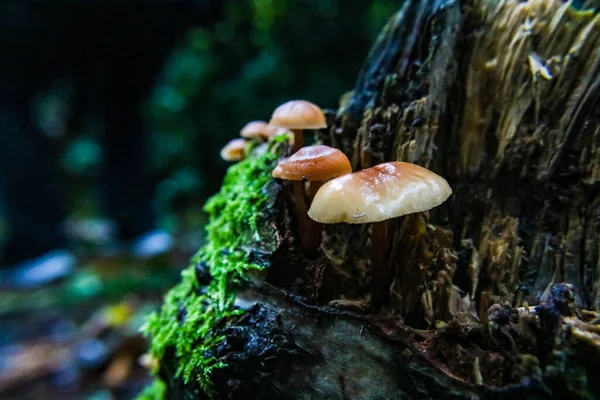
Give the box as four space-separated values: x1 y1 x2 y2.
370 220 390 308
303 217 322 257
292 180 308 250
361 148 372 169
302 180 324 256
291 128 304 152
308 180 323 201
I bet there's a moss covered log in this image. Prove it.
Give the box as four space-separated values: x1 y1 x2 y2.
141 137 287 395
143 0 600 398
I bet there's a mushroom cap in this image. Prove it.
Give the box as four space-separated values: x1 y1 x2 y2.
308 162 452 224
220 138 247 161
272 145 351 181
240 121 276 140
269 100 327 130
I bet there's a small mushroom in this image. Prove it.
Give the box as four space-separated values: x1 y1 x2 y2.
273 145 351 255
269 100 327 153
308 161 452 308
240 121 277 141
272 145 351 181
271 128 294 144
220 138 248 162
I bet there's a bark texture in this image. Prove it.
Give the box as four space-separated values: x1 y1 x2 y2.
159 0 600 398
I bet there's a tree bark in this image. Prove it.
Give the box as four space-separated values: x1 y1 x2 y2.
158 0 600 398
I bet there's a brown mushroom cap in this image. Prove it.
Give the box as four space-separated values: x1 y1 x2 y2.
272 145 351 181
269 100 327 130
240 121 277 140
220 138 247 161
308 162 452 224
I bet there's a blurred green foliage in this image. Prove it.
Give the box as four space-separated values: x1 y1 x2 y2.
148 0 396 206
54 0 397 235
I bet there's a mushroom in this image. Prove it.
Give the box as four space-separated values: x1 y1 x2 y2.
273 145 351 255
269 100 327 153
307 161 452 307
240 121 277 142
220 138 248 162
270 128 295 145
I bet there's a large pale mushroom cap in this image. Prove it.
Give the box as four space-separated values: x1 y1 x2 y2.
269 100 327 130
308 162 452 224
272 145 351 181
220 138 247 162
240 121 277 140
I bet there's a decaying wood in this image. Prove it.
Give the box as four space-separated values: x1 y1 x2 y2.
320 0 600 320
162 0 600 398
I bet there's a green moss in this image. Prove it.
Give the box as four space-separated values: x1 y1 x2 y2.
140 138 285 396
136 378 166 400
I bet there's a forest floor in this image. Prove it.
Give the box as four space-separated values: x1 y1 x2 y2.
0 218 191 400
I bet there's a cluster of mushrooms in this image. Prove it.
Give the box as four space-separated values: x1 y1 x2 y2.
220 100 453 308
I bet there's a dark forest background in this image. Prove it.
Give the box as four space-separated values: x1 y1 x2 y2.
0 2 398 398
8 0 397 248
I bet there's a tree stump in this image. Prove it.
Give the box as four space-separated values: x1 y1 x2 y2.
142 1 600 399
